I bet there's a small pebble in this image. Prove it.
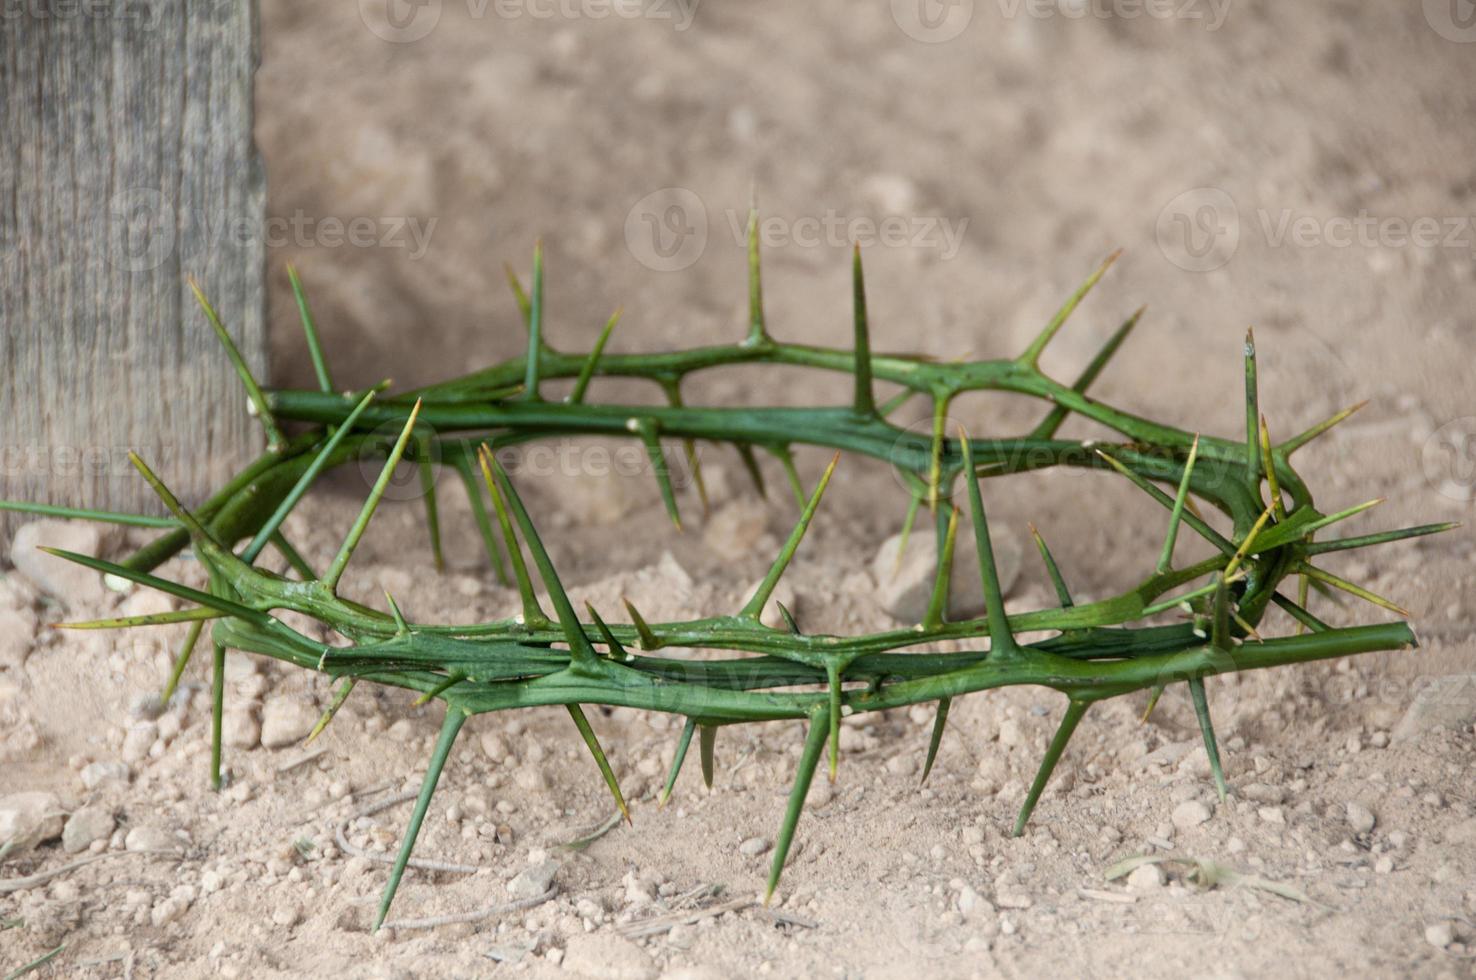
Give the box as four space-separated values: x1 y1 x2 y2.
1172 800 1212 830
1346 801 1376 835
739 836 771 857
1425 921 1455 949
1126 863 1165 891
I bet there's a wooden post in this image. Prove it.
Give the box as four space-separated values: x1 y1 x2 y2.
0 2 266 537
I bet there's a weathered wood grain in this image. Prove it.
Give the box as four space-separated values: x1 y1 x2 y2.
0 1 266 539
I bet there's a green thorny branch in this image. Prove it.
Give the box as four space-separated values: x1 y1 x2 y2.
5 217 1455 930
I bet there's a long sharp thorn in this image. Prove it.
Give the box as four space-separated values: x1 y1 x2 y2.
504 262 532 329
1306 522 1461 555
374 709 466 931
1018 249 1122 368
210 641 226 791
893 492 923 578
659 719 697 807
661 380 709 516
1030 305 1143 440
126 453 239 565
825 663 842 782
879 386 922 418
476 446 547 627
698 724 717 789
1096 450 1237 556
56 607 220 631
1233 611 1264 642
0 500 176 527
1157 435 1201 574
927 396 948 511
384 591 411 633
634 419 682 531
566 704 630 824
745 207 769 345
1028 523 1074 608
1298 564 1411 617
1224 505 1274 579
1296 572 1311 635
453 454 511 586
920 697 951 785
586 602 631 661
287 264 334 393
159 619 206 705
522 242 545 400
1188 678 1228 802
851 244 875 416
416 437 444 572
242 390 378 564
1140 685 1165 724
741 453 839 620
1296 498 1385 538
413 674 463 707
765 706 829 904
37 548 268 624
736 445 768 499
323 400 423 593
959 429 1016 657
1260 416 1286 520
1013 700 1088 836
1244 327 1260 485
189 278 286 451
771 445 806 510
488 455 598 665
567 309 621 405
271 532 316 580
622 598 659 650
306 678 357 744
921 506 960 629
1281 400 1368 455
1272 590 1330 633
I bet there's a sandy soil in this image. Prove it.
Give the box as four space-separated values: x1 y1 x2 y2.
4 1 1476 977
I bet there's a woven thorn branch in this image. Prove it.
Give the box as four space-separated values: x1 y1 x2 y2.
3 217 1455 931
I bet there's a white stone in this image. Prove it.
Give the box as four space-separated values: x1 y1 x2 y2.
1425 921 1455 948
738 836 771 857
0 791 64 855
260 697 319 749
122 721 159 763
1126 863 1165 891
79 760 130 790
1346 801 1376 835
221 707 261 749
125 824 178 853
871 523 1021 624
507 858 559 899
9 520 107 606
560 932 656 980
62 806 115 854
1172 800 1213 830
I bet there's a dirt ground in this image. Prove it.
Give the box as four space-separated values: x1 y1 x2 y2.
4 1 1476 977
